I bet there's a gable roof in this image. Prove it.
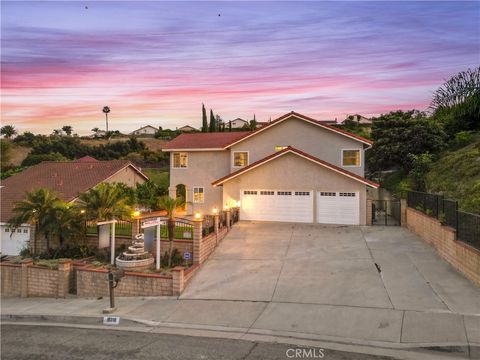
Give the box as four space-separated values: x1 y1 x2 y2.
227 111 372 147
0 160 148 222
163 112 372 151
231 118 247 123
163 131 252 151
212 146 379 188
132 125 158 132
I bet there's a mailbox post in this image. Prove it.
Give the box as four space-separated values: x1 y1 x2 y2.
103 269 124 314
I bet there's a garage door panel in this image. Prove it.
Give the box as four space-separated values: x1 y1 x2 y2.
240 190 313 223
317 191 359 225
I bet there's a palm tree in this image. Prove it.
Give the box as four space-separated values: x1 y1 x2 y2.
78 183 132 221
157 196 185 267
91 127 100 133
102 106 111 133
9 188 63 253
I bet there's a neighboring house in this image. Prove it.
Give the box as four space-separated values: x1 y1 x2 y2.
342 114 372 125
88 129 106 138
131 125 158 136
178 125 197 132
164 111 379 225
0 157 148 255
229 118 248 129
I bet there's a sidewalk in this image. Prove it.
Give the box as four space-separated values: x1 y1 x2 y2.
2 296 479 359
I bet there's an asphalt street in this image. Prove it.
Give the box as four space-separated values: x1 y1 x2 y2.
1 325 395 360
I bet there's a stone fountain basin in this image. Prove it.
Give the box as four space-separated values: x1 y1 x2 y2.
128 245 145 254
116 256 154 271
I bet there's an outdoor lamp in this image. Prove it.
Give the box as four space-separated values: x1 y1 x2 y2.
224 204 230 210
236 200 241 207
133 210 140 217
194 211 201 219
212 207 218 214
80 209 86 214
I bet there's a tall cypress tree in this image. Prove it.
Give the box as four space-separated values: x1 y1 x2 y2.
228 121 232 132
209 109 216 132
201 104 208 132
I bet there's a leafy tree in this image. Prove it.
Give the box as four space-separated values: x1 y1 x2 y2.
408 153 434 191
52 129 62 136
136 181 165 210
249 114 257 130
13 132 38 147
201 104 208 132
157 196 185 267
368 110 446 173
209 109 216 132
21 152 68 167
9 188 64 253
91 127 100 133
103 106 111 133
430 67 480 134
78 183 132 221
62 125 73 136
1 125 17 139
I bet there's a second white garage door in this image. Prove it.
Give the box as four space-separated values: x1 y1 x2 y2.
316 191 360 225
240 189 313 223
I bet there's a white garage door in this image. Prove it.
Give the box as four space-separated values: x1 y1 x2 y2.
240 190 313 223
317 191 360 225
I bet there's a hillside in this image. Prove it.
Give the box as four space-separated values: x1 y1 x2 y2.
425 137 480 213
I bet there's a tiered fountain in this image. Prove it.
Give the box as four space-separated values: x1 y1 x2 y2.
116 235 154 270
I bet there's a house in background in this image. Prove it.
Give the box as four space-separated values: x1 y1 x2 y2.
0 157 148 255
164 111 378 225
178 125 197 132
342 114 372 125
229 118 248 129
131 125 158 136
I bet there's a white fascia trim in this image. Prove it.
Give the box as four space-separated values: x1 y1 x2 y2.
214 150 378 188
163 148 225 152
225 114 371 148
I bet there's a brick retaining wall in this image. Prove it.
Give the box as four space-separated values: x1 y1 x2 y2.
76 266 192 297
406 208 480 287
1 259 73 298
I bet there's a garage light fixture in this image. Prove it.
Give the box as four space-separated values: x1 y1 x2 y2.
212 207 218 214
194 211 202 219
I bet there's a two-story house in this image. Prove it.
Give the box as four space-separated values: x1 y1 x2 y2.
164 112 379 225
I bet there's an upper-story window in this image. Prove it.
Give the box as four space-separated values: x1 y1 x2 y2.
275 146 288 152
342 149 361 167
172 152 188 168
233 151 248 167
193 187 204 203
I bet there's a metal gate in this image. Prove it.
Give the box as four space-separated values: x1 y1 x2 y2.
372 200 401 226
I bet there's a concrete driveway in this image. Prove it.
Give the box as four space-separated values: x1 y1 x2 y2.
181 222 480 314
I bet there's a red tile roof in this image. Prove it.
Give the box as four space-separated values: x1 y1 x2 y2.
164 112 371 151
212 146 379 188
1 160 147 222
76 156 98 162
163 131 252 150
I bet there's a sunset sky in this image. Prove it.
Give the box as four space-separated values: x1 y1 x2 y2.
1 1 479 135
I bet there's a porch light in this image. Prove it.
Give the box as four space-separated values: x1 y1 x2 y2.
80 209 86 214
133 210 141 217
224 204 230 210
235 200 241 207
194 211 201 219
212 207 218 214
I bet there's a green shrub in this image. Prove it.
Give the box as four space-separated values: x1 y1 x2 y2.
453 131 474 148
160 248 184 268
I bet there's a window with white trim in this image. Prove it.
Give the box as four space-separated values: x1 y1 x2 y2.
342 149 360 167
172 152 188 168
233 152 248 167
295 191 310 196
193 187 204 203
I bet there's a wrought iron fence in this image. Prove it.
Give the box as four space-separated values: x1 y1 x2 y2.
407 191 479 250
85 220 133 238
202 215 215 237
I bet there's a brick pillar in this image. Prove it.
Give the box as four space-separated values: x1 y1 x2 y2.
192 218 202 264
21 259 33 298
400 199 407 227
366 199 373 225
132 218 140 240
226 210 231 231
57 259 72 298
172 266 185 295
214 214 219 245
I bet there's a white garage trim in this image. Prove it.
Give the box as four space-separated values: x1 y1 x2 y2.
240 189 314 223
316 191 360 225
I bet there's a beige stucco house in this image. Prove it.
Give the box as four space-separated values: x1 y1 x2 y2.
164 112 379 225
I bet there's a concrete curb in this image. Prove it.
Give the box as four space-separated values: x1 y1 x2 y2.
3 314 478 360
